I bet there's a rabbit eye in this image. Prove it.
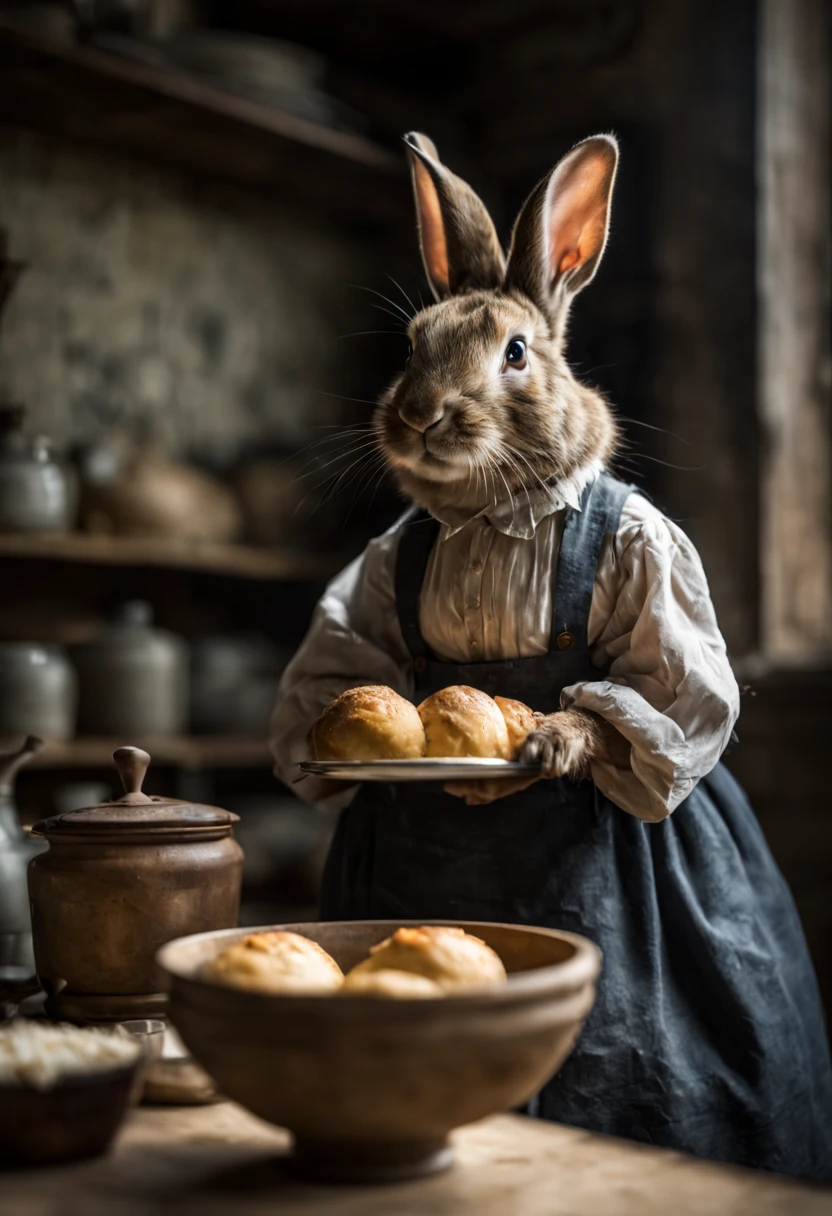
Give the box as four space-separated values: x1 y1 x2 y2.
504 339 527 371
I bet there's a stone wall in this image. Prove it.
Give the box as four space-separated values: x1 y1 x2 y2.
0 125 365 467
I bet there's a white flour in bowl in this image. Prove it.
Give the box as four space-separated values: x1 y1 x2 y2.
0 1020 141 1089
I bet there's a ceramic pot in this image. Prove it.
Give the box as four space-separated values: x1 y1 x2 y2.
0 735 47 968
0 406 74 533
0 642 77 742
73 602 188 737
79 435 242 543
29 746 243 1022
190 635 286 736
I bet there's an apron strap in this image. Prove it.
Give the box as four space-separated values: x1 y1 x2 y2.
551 474 634 654
394 507 440 663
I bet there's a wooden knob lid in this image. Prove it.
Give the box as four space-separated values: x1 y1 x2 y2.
113 746 153 804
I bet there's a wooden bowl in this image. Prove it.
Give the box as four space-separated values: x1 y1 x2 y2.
0 1059 142 1167
157 920 601 1182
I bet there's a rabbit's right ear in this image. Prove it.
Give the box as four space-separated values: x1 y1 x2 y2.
404 133 505 301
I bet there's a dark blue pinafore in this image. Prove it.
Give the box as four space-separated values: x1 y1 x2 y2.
320 474 832 1180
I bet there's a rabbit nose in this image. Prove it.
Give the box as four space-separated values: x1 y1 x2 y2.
397 399 446 434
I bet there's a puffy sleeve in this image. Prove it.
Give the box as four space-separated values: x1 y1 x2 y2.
269 521 411 806
562 495 740 823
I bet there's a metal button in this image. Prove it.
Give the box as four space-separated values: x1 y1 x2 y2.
414 657 427 673
471 561 483 573
556 631 575 650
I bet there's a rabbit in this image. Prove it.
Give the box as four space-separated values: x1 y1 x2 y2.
373 131 628 802
271 133 832 1180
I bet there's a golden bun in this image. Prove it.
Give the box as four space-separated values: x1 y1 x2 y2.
418 685 511 759
341 969 444 999
345 926 507 993
312 685 425 761
202 931 343 994
494 695 538 758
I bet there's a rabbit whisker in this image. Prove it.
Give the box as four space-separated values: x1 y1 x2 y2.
345 450 388 513
366 461 392 510
493 458 518 528
347 283 413 325
316 449 382 509
625 453 705 472
336 331 409 341
293 438 382 485
264 426 374 469
318 392 381 408
385 273 418 318
332 449 385 506
500 450 535 516
481 453 501 512
368 302 409 327
502 444 555 498
615 415 693 447
295 436 381 477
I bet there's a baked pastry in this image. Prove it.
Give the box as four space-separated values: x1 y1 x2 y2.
203 931 344 994
417 686 511 759
341 969 444 999
345 926 507 993
494 696 538 758
312 685 426 761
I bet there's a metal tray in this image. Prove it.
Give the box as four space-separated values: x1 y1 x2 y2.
299 758 540 782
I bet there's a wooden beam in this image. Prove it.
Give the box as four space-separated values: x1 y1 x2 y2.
758 0 832 658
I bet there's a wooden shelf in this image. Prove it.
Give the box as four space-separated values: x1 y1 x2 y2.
26 736 272 770
0 531 342 580
0 26 406 222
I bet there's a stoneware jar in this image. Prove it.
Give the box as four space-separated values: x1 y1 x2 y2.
0 642 77 742
0 405 74 533
73 601 189 737
28 745 243 1022
190 634 287 736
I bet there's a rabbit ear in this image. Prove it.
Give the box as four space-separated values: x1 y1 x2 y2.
505 135 618 319
404 132 505 301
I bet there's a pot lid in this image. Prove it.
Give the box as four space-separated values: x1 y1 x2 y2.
32 747 238 836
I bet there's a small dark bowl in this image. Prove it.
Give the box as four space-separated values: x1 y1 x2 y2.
0 1058 142 1168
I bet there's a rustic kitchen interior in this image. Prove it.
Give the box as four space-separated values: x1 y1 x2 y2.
0 0 830 1211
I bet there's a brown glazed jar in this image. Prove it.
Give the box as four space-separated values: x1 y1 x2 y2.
28 746 243 1023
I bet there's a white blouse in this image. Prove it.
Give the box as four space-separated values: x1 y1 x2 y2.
270 471 740 823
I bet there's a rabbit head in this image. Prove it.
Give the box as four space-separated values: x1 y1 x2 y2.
376 132 620 515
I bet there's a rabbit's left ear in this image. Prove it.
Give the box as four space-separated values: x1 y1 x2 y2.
404 132 505 301
505 135 618 318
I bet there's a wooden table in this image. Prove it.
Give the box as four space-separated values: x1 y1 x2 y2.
4 1102 830 1216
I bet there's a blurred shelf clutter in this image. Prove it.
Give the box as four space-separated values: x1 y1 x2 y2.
0 603 288 749
0 17 406 222
0 226 338 932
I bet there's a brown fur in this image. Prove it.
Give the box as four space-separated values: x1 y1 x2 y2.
375 134 621 521
519 708 630 778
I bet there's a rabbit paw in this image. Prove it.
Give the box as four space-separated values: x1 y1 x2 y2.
519 709 602 779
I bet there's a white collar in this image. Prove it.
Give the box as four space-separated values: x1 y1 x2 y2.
432 461 603 541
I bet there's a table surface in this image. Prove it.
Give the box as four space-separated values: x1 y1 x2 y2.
4 1102 831 1216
